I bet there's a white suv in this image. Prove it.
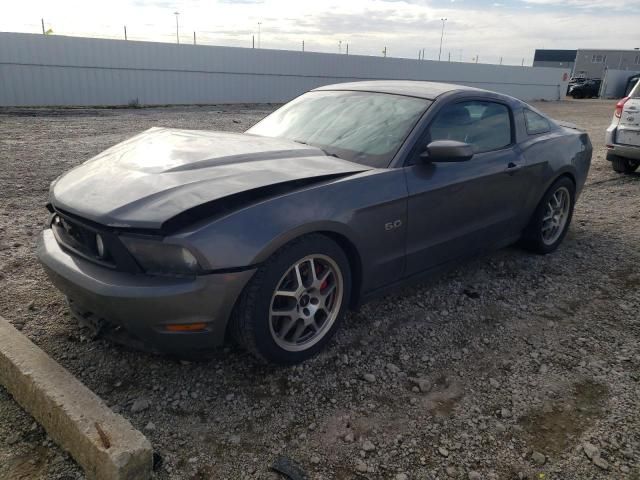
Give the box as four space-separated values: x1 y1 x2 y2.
606 81 640 174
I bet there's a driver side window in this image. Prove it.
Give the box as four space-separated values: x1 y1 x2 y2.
428 101 512 154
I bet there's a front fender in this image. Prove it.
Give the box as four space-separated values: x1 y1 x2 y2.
173 168 408 294
249 220 362 265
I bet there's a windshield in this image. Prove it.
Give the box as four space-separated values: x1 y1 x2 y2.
246 90 431 168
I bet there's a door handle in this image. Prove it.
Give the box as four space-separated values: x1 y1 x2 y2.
506 162 522 174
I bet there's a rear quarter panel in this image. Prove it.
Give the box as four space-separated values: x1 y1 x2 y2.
518 127 591 219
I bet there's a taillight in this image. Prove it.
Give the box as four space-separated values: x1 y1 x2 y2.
615 97 629 118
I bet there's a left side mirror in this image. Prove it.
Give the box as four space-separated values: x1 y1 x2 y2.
419 140 474 163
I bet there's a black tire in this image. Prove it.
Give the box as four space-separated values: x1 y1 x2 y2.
571 91 584 99
231 234 351 364
521 177 576 254
610 155 639 174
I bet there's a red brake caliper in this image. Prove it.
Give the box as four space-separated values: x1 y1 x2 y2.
318 265 328 291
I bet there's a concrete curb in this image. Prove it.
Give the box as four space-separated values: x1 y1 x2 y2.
0 317 152 480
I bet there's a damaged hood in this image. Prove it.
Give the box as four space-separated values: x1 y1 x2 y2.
50 127 369 229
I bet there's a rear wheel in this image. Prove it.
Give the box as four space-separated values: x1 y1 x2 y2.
609 154 639 174
521 177 575 254
231 234 351 364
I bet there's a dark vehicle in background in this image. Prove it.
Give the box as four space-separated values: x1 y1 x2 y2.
606 80 640 173
569 79 601 99
37 81 592 364
566 76 586 96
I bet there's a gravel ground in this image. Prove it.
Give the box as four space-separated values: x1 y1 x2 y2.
0 99 638 480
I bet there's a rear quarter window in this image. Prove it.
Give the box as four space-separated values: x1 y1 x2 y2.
524 109 551 135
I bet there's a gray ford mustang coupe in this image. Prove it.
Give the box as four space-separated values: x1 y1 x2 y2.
38 81 592 363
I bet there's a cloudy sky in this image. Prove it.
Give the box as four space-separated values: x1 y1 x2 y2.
2 0 638 65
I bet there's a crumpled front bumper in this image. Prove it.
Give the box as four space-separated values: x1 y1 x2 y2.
37 229 256 355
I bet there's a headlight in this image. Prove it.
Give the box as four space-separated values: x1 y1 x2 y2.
121 237 201 276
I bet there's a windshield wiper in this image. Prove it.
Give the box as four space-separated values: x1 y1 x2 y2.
293 140 342 159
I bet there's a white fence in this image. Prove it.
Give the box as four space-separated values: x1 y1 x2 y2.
0 32 570 106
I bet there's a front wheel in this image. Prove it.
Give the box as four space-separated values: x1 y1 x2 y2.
231 234 351 364
521 177 576 254
610 155 639 174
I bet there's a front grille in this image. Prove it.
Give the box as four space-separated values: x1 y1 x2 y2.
57 217 91 250
50 210 142 273
52 214 115 267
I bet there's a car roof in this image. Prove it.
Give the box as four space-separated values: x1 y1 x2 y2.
312 80 488 100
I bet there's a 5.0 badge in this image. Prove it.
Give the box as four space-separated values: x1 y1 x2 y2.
384 220 402 231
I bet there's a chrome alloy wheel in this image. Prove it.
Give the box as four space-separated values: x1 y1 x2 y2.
269 254 344 352
541 186 571 245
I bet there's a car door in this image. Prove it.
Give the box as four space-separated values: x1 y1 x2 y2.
403 99 526 277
